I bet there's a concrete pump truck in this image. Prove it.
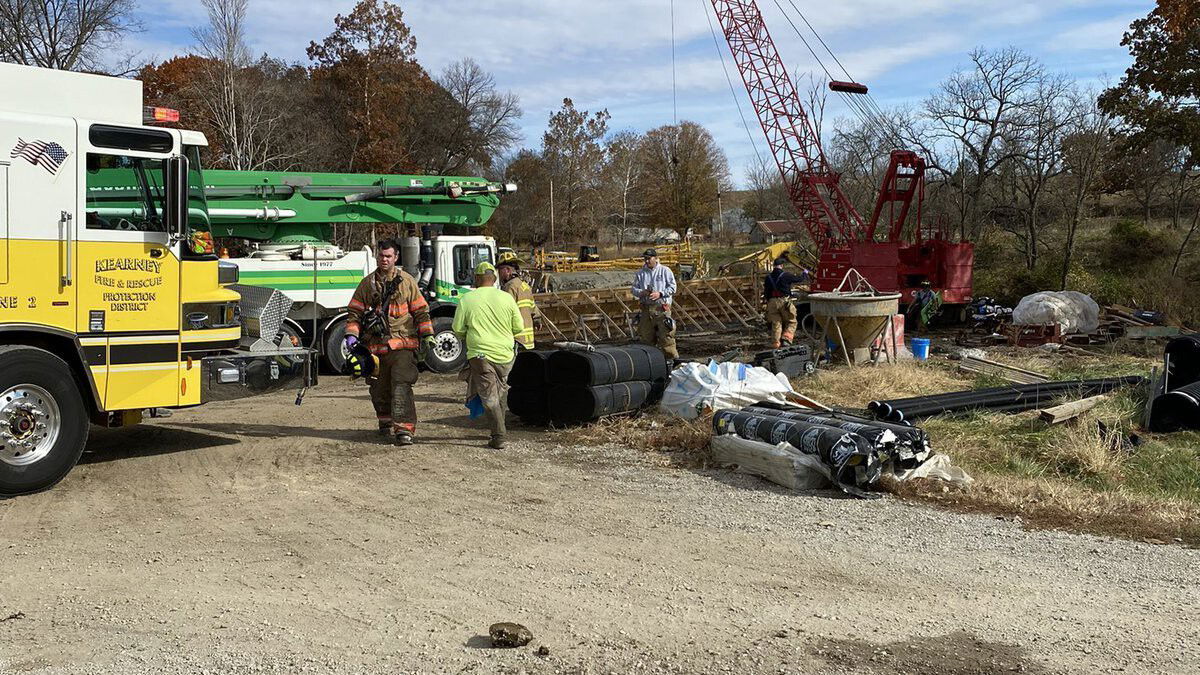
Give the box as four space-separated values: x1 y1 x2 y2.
0 62 316 495
197 169 516 375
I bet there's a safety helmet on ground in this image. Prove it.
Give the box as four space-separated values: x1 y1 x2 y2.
346 342 379 379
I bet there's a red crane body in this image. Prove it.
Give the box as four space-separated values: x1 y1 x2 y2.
710 0 974 304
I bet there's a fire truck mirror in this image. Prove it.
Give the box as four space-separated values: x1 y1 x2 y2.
166 154 189 240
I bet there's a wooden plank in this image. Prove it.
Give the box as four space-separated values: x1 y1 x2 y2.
963 356 1049 381
548 291 601 343
578 289 629 338
679 282 727 326
700 280 752 328
719 276 761 319
1039 395 1105 425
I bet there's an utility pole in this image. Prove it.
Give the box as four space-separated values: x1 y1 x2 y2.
716 185 725 235
549 179 555 249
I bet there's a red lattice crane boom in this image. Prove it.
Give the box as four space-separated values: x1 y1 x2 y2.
709 0 862 248
709 0 975 303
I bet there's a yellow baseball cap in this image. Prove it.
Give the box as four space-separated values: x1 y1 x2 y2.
475 261 496 275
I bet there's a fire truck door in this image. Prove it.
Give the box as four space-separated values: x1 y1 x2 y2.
77 125 183 410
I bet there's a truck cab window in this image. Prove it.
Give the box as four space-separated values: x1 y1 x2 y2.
453 244 494 286
85 153 169 232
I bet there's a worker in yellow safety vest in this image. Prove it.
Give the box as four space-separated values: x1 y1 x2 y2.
497 252 537 350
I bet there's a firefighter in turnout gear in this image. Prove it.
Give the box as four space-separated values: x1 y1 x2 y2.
344 239 435 445
763 258 807 349
497 252 537 350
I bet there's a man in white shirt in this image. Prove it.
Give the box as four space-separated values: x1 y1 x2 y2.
630 248 678 360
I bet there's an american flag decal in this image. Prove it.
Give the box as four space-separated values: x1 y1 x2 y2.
10 138 70 175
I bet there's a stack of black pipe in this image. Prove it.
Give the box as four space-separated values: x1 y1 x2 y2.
506 344 669 426
744 403 931 469
713 405 924 498
1149 335 1200 432
868 376 1146 423
507 349 553 425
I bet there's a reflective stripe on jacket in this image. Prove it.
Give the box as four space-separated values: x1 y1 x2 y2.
502 277 537 349
345 268 433 350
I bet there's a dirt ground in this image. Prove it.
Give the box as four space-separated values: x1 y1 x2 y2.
1 374 1197 674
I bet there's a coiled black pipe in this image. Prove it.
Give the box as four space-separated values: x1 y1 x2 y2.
548 381 658 425
1164 334 1200 392
1149 380 1200 432
508 349 552 389
547 344 669 386
712 409 881 498
744 404 931 467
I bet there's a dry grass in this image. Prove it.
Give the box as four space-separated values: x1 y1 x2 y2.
799 360 972 409
796 355 1200 545
565 411 713 469
892 475 1200 546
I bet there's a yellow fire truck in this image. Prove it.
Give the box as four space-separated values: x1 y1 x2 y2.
0 62 313 496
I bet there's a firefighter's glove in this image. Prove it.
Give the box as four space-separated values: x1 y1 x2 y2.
343 334 359 350
418 335 436 360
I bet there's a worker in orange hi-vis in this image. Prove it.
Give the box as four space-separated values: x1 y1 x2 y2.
763 258 808 349
344 239 435 446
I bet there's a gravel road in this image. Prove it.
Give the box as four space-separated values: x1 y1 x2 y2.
1 375 1197 674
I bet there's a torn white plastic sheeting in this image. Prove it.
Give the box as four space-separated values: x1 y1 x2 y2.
1012 291 1100 334
660 361 794 420
710 434 972 492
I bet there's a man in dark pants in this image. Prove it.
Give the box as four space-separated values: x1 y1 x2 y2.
344 240 435 446
763 258 808 348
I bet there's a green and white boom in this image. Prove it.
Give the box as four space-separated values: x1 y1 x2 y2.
200 170 516 374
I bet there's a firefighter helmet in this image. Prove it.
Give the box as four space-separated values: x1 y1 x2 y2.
497 251 524 269
346 342 378 379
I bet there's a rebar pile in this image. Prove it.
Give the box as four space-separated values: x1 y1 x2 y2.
868 376 1146 423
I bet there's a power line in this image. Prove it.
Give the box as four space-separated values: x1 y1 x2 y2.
670 2 681 126
768 0 903 149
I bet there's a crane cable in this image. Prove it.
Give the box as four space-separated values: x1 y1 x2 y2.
671 0 679 125
774 0 907 150
766 0 898 149
702 0 769 172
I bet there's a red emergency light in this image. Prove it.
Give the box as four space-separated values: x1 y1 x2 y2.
143 106 180 124
829 80 869 95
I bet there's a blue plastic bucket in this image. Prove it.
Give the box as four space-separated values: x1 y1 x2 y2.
911 337 931 360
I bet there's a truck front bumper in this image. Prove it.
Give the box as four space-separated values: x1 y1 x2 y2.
200 347 317 403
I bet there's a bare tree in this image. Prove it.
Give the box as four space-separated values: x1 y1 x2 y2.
0 0 140 72
743 154 794 222
1007 73 1074 269
427 58 522 175
1057 90 1114 288
542 98 610 241
918 47 1044 239
192 0 294 170
599 131 646 251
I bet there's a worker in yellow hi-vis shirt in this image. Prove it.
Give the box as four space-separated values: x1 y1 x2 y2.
453 262 524 449
497 252 537 350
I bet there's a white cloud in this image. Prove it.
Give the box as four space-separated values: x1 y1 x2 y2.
1051 13 1140 51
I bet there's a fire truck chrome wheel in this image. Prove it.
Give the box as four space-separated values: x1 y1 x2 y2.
433 333 461 362
0 384 62 467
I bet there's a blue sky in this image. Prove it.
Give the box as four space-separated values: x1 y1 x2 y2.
127 0 1150 187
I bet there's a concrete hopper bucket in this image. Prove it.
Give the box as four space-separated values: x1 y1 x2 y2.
808 270 901 366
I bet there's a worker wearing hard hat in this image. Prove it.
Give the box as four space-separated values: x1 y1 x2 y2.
763 258 808 349
907 280 940 333
632 248 679 360
453 261 525 449
497 252 537 350
344 239 436 446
